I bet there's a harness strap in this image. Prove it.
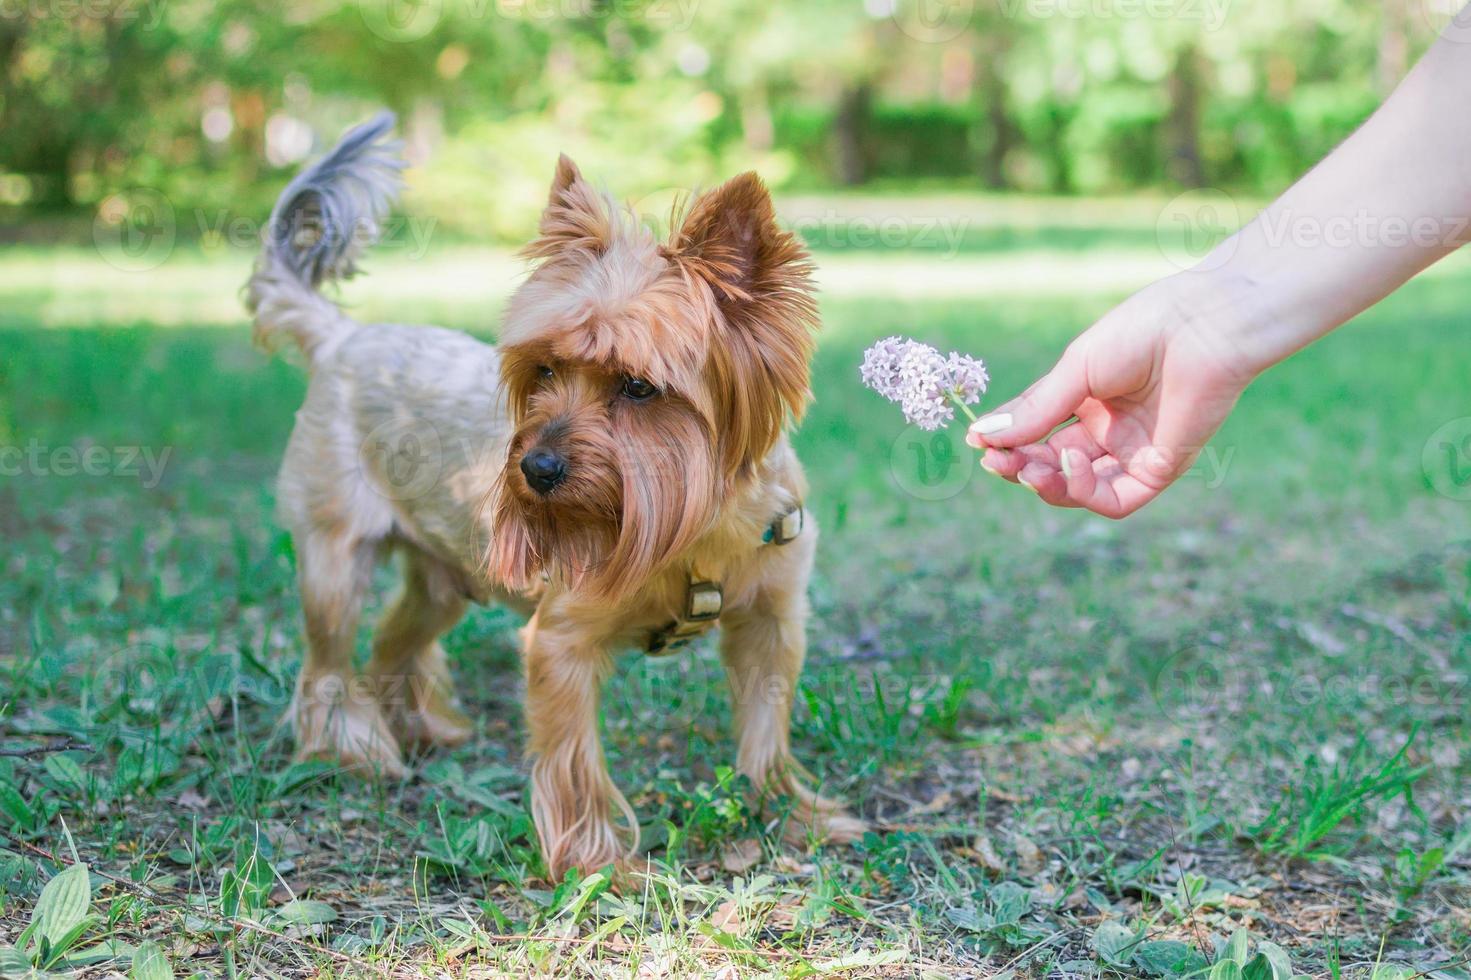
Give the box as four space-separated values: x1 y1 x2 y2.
646 504 804 654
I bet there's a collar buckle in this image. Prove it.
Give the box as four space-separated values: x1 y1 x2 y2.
685 580 723 622
646 503 802 655
647 579 723 654
764 505 804 546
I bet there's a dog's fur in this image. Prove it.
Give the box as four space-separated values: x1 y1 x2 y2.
245 113 863 878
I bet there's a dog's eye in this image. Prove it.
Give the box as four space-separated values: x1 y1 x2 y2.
536 365 555 382
621 377 658 401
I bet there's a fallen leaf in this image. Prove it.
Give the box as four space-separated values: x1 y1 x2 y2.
766 895 803 932
721 839 761 873
772 854 814 874
1034 881 1063 905
910 790 953 815
707 898 743 936
962 832 1006 873
1013 832 1044 873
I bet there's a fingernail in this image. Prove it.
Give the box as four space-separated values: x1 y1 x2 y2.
965 430 985 451
1017 472 1039 493
969 412 1013 437
1059 450 1073 479
980 458 999 476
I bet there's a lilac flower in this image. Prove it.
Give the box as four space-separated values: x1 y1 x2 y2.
859 336 912 401
860 336 989 431
945 351 990 404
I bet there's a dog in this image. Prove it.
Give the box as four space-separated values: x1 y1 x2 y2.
245 113 864 878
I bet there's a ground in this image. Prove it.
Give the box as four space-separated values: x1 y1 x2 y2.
2 195 1471 977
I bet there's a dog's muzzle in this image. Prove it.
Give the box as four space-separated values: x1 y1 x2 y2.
520 448 567 495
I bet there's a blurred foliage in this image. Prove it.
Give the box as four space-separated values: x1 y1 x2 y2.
0 0 1444 241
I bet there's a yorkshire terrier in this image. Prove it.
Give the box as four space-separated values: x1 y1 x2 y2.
245 113 863 878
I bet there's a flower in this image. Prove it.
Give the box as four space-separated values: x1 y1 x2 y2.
858 336 911 402
860 336 989 431
945 350 990 404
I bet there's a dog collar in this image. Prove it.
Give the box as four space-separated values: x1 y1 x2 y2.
646 504 804 655
762 503 804 545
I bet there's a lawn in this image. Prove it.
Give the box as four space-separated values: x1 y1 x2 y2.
3 196 1471 977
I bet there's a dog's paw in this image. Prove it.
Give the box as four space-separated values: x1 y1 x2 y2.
774 786 868 850
811 810 869 845
388 692 474 753
372 649 474 753
535 795 638 884
780 807 869 850
545 838 633 884
290 673 407 779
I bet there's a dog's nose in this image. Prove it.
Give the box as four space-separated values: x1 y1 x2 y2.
520 448 567 495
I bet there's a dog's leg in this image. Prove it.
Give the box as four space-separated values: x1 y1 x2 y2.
522 606 637 879
366 551 472 753
290 530 405 777
720 589 867 849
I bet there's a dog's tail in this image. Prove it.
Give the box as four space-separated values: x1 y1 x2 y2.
246 111 405 367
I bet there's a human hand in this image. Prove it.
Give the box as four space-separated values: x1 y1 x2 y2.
969 20 1471 517
965 274 1259 518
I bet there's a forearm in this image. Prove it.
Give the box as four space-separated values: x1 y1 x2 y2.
1201 21 1471 373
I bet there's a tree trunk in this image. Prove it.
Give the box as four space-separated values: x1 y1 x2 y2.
975 35 1013 190
833 83 870 186
1165 44 1205 189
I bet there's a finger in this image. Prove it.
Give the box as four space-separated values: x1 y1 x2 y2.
979 443 1057 483
978 439 1068 485
982 425 1106 500
977 448 1023 482
1058 446 1097 505
1017 460 1073 507
1026 440 1165 517
967 345 1090 449
1045 420 1106 462
1090 468 1163 518
1067 455 1164 518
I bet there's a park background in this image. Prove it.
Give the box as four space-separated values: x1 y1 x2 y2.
4 1 1471 976
1 0 1461 240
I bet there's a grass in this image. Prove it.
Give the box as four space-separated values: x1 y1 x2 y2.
3 194 1471 976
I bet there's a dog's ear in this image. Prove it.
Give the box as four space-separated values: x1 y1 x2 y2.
547 153 582 207
671 172 818 475
520 154 610 259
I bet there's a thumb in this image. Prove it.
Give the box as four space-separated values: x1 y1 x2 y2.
966 345 1090 449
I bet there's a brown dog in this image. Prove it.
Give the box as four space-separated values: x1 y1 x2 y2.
246 113 863 878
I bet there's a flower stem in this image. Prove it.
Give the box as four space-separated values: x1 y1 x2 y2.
946 389 979 424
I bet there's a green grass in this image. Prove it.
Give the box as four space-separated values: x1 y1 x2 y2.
3 197 1471 976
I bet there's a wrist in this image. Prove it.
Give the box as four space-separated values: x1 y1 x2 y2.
1149 265 1280 389
1185 231 1338 379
